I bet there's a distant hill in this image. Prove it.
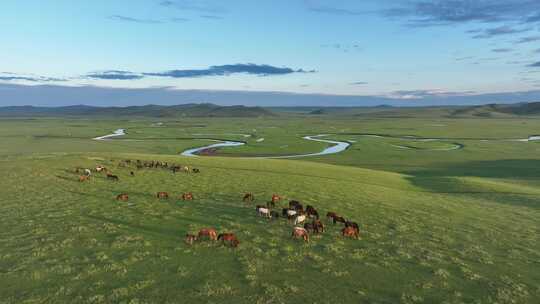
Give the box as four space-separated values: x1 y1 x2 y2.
0 103 276 118
450 102 540 117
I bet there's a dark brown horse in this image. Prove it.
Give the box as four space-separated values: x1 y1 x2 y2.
198 228 218 241
157 192 169 199
116 193 129 201
218 233 240 247
312 219 325 234
243 193 254 202
333 216 347 225
106 173 119 181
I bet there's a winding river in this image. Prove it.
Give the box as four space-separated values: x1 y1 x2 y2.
92 129 540 158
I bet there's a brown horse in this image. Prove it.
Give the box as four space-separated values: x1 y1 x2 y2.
312 219 325 234
198 228 218 241
333 216 347 225
218 233 240 247
78 175 90 182
106 173 119 181
182 192 194 200
342 226 360 239
292 227 309 242
243 193 254 202
326 211 338 220
157 192 169 199
116 193 129 201
185 234 198 245
345 221 360 233
271 194 281 203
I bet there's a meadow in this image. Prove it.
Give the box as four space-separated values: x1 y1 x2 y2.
0 115 539 303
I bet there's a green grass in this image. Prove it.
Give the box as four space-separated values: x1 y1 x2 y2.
0 116 539 303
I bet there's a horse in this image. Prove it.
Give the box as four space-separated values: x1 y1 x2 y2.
257 207 271 218
95 165 105 173
157 192 169 199
198 228 218 241
342 226 359 239
326 212 337 220
271 194 281 203
289 200 301 209
312 219 325 234
291 227 309 242
192 168 200 173
218 233 240 247
286 209 297 220
306 205 319 219
78 175 90 182
333 216 347 225
303 222 314 232
182 192 194 201
116 193 129 201
345 221 360 233
185 234 197 245
106 173 119 181
294 214 307 226
84 169 92 176
243 193 254 202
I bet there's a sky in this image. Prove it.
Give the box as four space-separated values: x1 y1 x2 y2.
1 0 540 106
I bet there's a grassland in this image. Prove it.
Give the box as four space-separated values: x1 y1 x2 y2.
0 115 539 303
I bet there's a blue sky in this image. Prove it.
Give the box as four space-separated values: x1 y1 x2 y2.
1 0 540 106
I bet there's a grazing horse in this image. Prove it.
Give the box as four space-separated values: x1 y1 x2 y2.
289 200 301 209
312 219 325 234
198 228 218 241
192 168 200 173
326 212 338 222
257 207 271 218
306 205 319 219
218 233 240 247
243 193 254 202
157 192 169 199
116 193 129 201
294 214 307 226
182 192 194 201
333 216 347 225
95 166 105 173
78 175 90 182
106 173 119 181
345 221 360 234
303 222 314 232
291 227 309 242
286 209 297 220
185 234 197 245
84 169 92 176
271 194 281 203
342 226 360 239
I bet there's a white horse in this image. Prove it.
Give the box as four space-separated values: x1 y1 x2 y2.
294 214 307 226
84 169 92 176
287 210 297 217
257 207 271 218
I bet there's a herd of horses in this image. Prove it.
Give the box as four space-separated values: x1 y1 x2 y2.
74 159 360 249
248 193 360 242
